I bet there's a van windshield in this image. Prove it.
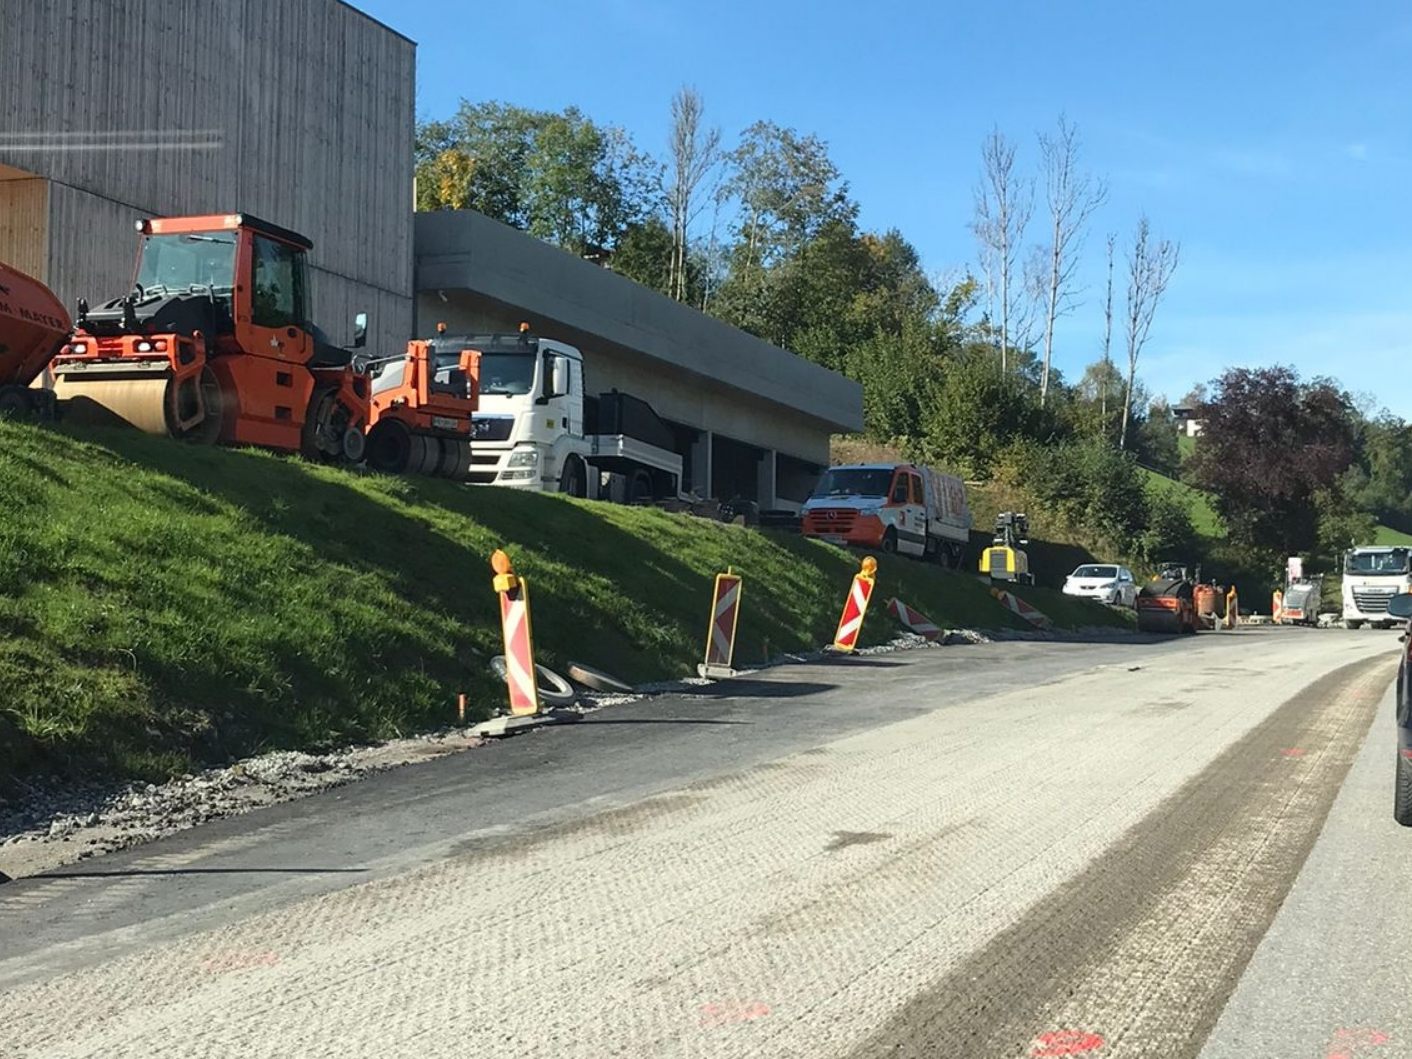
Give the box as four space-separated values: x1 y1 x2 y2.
813 468 895 499
1345 549 1410 575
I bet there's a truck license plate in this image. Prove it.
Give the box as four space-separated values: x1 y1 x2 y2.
432 416 460 431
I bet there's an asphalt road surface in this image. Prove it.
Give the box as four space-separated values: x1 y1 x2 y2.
1 627 1405 1058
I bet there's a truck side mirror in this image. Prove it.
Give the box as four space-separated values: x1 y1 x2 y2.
352 312 368 349
549 355 570 398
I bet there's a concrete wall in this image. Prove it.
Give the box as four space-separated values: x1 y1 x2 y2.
0 0 415 351
414 210 864 445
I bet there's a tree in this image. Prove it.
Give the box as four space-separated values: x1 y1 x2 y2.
1120 216 1179 448
971 129 1033 373
1037 116 1107 406
609 217 675 295
665 86 722 302
413 102 660 258
1187 365 1357 560
1099 233 1116 437
1135 396 1181 475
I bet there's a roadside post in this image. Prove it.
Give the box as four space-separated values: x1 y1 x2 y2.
1272 589 1283 623
831 556 878 653
886 597 943 641
699 568 743 679
491 549 541 717
1226 586 1239 630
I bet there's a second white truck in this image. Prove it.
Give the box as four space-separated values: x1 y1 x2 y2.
1342 545 1412 629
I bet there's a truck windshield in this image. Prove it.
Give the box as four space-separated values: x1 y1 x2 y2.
478 352 537 396
135 233 236 297
1345 549 1410 575
813 468 895 499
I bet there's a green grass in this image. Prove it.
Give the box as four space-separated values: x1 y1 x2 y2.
1139 466 1224 538
1373 525 1412 546
0 421 1125 786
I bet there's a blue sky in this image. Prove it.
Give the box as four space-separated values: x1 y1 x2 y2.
358 0 1412 415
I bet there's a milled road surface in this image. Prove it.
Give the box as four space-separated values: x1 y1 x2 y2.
1 628 1405 1058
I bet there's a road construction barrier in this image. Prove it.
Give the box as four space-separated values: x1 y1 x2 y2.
990 587 1054 630
886 597 942 641
1272 589 1283 623
491 549 540 716
832 556 878 653
700 569 743 678
1226 586 1239 629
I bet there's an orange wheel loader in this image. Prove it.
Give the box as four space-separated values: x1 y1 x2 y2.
0 261 69 419
365 331 480 477
49 214 368 461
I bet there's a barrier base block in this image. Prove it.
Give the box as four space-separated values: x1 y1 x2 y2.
470 709 582 739
697 663 738 680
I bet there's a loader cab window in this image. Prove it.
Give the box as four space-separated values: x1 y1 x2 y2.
250 235 307 330
135 233 237 306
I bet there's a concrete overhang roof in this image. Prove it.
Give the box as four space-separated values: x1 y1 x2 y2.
413 210 864 435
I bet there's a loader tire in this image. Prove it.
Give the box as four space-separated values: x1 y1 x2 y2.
0 386 30 419
567 662 633 694
488 656 577 708
366 420 413 474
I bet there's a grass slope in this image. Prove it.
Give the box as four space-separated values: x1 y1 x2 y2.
0 422 1124 785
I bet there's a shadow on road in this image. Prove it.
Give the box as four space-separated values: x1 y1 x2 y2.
582 717 751 726
676 680 838 699
38 867 368 879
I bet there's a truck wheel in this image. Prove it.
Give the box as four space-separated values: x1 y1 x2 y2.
1396 749 1412 826
881 528 898 554
1347 620 1364 630
559 456 587 498
627 469 653 505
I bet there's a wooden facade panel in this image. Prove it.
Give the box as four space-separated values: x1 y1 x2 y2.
0 0 413 305
0 176 49 280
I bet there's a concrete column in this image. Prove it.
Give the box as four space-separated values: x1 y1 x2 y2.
757 448 777 509
691 429 713 499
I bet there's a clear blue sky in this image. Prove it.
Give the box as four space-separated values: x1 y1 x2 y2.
358 0 1412 416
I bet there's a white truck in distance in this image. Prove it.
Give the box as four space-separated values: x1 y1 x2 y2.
439 328 684 503
1342 546 1412 629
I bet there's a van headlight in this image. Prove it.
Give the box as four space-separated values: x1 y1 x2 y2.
508 447 539 468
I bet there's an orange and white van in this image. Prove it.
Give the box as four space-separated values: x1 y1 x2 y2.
801 462 972 567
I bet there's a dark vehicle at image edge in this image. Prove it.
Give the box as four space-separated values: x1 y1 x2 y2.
1389 593 1412 825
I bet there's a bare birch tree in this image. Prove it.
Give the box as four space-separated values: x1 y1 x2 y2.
1121 216 1180 449
665 86 722 302
972 129 1032 373
1100 232 1116 435
1037 116 1107 405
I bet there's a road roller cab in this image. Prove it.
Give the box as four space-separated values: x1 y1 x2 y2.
51 213 369 461
365 333 480 477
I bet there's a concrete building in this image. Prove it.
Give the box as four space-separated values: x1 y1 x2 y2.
0 1 861 508
415 210 863 508
0 0 414 354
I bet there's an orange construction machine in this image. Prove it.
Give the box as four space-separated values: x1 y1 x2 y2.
50 214 369 461
0 261 68 418
365 330 481 477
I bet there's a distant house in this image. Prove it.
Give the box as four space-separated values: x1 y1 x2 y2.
1172 405 1204 438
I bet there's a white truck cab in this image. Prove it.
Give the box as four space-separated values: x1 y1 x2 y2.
440 328 683 502
1342 546 1412 629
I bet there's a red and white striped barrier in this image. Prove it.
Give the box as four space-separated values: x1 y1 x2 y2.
491 549 541 716
886 597 942 641
700 570 743 678
832 557 878 652
989 587 1053 630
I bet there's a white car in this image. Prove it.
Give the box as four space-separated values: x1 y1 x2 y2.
1063 564 1138 607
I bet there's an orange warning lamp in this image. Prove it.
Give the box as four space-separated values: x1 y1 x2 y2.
436 321 448 334
860 556 878 578
519 321 531 333
491 549 519 593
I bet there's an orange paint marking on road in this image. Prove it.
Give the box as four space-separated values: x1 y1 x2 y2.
1325 1027 1391 1058
1030 1029 1106 1056
1279 747 1308 757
